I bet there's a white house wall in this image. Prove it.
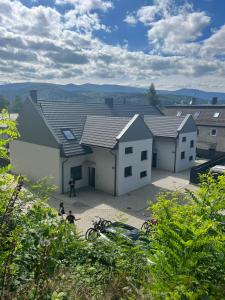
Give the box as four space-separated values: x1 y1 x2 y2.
176 132 197 172
117 139 152 196
10 140 61 189
89 147 115 195
153 137 176 172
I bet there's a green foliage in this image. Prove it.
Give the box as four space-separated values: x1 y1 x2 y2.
148 176 225 299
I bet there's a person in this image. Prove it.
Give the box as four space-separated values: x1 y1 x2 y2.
66 210 76 224
58 202 65 216
69 178 76 197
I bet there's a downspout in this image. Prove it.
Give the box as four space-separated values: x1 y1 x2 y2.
60 145 68 194
110 150 117 197
174 136 178 173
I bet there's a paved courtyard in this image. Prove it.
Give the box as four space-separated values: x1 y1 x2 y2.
48 168 198 235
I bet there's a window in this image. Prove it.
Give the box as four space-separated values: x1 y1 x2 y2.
189 156 193 161
190 140 194 148
197 129 200 136
62 129 75 140
213 112 220 118
125 147 133 154
124 166 132 177
211 129 217 136
141 150 148 161
71 166 82 181
181 151 185 160
176 111 182 117
182 136 186 142
140 171 147 178
194 111 200 119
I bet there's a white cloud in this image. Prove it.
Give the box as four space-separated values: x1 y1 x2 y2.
201 24 225 58
123 14 137 25
55 0 113 13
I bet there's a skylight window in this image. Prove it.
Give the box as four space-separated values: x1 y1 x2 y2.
213 112 220 118
62 129 75 140
176 111 182 117
194 111 200 118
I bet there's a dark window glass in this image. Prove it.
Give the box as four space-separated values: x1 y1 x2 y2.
190 140 194 148
197 129 199 136
189 156 193 161
182 136 186 142
71 166 82 181
181 151 185 160
125 147 133 154
211 129 217 136
140 171 147 178
141 150 148 161
124 166 132 177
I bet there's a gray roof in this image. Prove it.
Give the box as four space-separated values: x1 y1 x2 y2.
38 100 162 156
144 116 185 138
81 115 131 149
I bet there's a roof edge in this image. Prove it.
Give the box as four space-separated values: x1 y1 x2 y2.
116 114 139 140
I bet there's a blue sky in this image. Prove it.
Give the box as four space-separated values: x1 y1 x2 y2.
0 0 225 91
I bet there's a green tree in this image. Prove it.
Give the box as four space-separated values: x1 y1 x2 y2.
12 95 23 113
148 175 225 299
146 83 160 106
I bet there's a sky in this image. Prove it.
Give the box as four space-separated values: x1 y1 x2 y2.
0 0 225 91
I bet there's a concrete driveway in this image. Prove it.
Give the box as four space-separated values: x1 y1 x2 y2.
48 168 197 234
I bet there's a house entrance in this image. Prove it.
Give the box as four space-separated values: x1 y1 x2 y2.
89 167 95 188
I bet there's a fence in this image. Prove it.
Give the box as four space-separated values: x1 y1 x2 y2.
190 155 225 184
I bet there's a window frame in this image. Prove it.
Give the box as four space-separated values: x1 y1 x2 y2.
213 112 220 118
190 140 194 148
141 150 148 161
181 151 185 160
189 155 193 161
211 129 217 136
124 166 132 178
125 147 133 154
182 136 186 142
194 111 200 119
140 170 147 178
176 111 182 117
71 166 82 181
62 129 76 140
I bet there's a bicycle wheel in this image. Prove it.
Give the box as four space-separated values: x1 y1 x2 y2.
85 228 99 241
141 221 149 231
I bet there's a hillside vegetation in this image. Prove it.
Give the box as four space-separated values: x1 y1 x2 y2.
0 111 225 299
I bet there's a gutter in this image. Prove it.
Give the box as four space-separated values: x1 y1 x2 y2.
110 149 117 197
174 136 178 173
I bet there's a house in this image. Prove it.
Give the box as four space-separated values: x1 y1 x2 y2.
10 91 197 196
164 105 225 158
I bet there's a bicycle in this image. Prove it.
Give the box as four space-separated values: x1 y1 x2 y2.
141 218 158 235
85 216 112 241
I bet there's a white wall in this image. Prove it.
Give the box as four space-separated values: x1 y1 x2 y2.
116 139 152 196
10 140 61 189
176 132 197 172
62 155 89 193
153 137 176 172
89 147 115 195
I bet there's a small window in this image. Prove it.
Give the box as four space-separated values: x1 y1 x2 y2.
211 129 217 136
71 166 82 181
189 156 193 161
197 129 200 136
194 111 200 119
141 150 148 161
190 140 194 148
124 166 132 178
125 147 133 154
62 129 75 140
213 112 220 118
181 151 185 160
182 136 186 142
176 111 182 117
140 171 147 178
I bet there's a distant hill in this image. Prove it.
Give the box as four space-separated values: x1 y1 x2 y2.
0 82 224 105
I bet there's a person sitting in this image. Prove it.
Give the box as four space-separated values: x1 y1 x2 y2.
66 210 76 224
58 202 65 216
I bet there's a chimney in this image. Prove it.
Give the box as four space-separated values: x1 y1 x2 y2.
29 90 37 103
211 97 218 105
104 97 113 108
